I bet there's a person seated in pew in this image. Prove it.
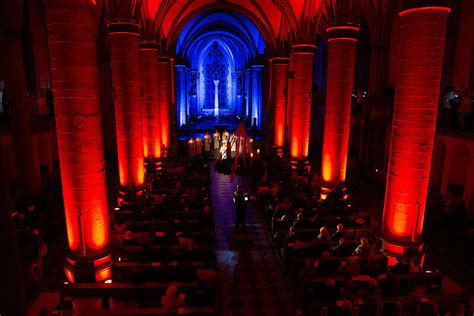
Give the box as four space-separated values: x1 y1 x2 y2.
317 227 331 242
338 256 360 277
291 212 306 228
361 258 384 277
289 213 308 236
298 258 319 282
196 263 217 288
114 219 127 233
389 255 409 274
358 279 381 302
121 231 140 247
331 238 353 257
331 223 345 241
353 238 372 260
161 285 186 308
339 279 357 300
315 252 335 276
318 278 339 301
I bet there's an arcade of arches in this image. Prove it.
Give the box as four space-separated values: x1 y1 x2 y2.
1 0 474 314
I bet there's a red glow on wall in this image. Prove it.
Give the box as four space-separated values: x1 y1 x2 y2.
139 46 162 159
45 0 110 265
145 0 161 18
109 25 145 188
382 7 450 249
289 45 315 159
158 59 171 148
321 36 357 190
272 59 289 147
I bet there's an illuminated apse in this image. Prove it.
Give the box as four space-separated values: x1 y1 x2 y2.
174 12 265 135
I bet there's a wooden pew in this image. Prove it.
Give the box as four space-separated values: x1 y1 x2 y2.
44 306 217 315
118 245 215 262
112 261 204 283
60 281 216 309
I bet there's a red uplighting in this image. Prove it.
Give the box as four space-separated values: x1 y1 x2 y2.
139 46 162 159
158 59 171 148
289 46 315 159
273 60 289 147
46 0 110 278
382 6 450 250
109 28 145 188
321 35 357 190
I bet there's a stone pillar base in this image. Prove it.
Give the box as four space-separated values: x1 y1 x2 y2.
320 183 348 201
382 237 425 266
64 252 111 283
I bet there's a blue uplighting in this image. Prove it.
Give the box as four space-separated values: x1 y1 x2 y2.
174 12 265 129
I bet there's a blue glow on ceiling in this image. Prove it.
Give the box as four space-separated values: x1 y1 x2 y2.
176 11 265 69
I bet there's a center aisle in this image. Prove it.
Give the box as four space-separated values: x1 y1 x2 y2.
210 162 296 315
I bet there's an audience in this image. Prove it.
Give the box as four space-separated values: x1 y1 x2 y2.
161 285 186 308
389 255 410 274
317 227 331 242
331 237 352 257
331 223 345 241
353 237 372 260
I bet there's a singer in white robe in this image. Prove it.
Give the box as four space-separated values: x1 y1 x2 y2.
195 137 202 155
204 133 211 152
213 130 220 150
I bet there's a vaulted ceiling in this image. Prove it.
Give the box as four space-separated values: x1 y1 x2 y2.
101 0 401 54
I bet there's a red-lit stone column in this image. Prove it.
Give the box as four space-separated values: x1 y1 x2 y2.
158 57 171 149
272 58 289 148
382 5 451 257
108 21 145 188
170 57 176 109
290 44 315 159
320 24 359 199
139 41 162 160
45 0 111 282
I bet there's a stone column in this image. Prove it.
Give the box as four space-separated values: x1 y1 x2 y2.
139 41 161 160
320 24 359 199
289 44 316 159
158 57 171 149
382 4 451 256
175 65 187 127
251 65 264 127
272 58 289 147
108 21 145 189
244 69 251 118
45 0 111 282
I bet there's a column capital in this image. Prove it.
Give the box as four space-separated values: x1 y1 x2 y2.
291 44 316 54
326 23 360 41
272 57 290 65
138 41 158 50
108 20 140 35
251 64 265 69
158 56 170 62
400 0 452 12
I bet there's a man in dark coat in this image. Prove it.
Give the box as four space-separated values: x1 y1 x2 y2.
233 185 249 232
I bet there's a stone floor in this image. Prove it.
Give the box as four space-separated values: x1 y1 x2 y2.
210 163 297 315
